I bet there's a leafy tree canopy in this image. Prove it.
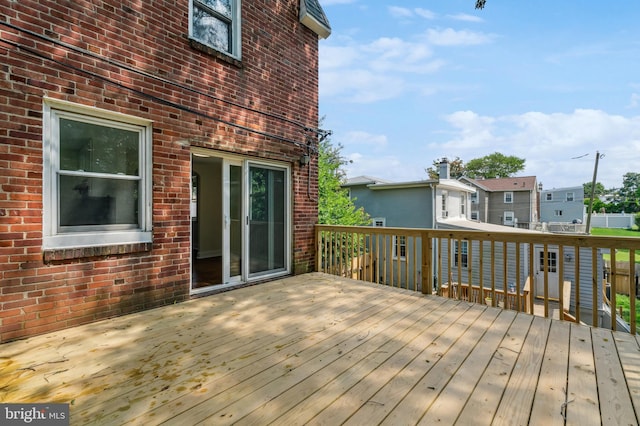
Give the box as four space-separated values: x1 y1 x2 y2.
620 172 640 201
464 152 525 179
583 181 606 198
318 134 370 226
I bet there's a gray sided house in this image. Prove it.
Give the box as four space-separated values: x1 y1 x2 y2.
540 185 586 224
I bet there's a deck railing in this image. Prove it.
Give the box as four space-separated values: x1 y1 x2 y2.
316 224 640 334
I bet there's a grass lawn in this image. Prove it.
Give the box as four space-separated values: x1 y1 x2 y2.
592 228 640 263
591 227 640 237
614 294 640 327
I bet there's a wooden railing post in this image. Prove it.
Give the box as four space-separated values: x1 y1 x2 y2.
422 231 432 294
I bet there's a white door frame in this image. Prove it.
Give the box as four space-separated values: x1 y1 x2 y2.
535 246 560 299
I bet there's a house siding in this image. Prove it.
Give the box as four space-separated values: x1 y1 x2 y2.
0 0 321 341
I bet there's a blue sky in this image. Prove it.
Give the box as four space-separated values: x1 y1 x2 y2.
318 0 640 190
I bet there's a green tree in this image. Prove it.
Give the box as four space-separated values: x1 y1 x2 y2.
583 181 606 199
425 157 465 179
620 172 640 201
464 152 525 179
318 136 370 225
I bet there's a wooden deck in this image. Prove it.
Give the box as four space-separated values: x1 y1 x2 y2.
2 272 640 425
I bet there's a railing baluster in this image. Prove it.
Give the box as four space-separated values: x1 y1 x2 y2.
611 249 617 331
630 250 636 335
574 245 581 324
592 247 598 327
559 245 564 321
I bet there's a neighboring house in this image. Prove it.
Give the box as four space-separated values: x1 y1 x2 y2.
343 165 604 325
343 161 475 230
0 0 330 342
540 186 586 224
461 176 540 229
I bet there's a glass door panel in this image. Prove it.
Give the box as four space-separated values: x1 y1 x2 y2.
229 164 242 278
249 165 286 275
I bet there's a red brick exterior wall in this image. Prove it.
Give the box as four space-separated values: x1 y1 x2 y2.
0 0 320 342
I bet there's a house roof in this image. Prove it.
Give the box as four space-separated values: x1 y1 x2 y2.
439 178 476 193
343 175 394 186
463 176 538 192
437 218 542 233
299 0 331 39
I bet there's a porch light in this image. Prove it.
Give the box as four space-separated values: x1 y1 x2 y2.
299 154 310 166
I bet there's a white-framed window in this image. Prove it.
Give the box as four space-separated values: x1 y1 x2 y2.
190 0 242 59
454 240 468 268
503 211 515 225
394 235 407 259
372 217 386 227
460 193 466 216
43 98 152 250
471 211 479 220
545 192 552 201
504 191 513 203
470 192 478 204
566 192 574 202
441 190 448 218
554 210 563 217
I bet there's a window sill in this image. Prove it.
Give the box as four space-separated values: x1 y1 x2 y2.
43 242 152 263
189 39 242 68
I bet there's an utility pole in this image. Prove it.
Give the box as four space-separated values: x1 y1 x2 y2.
585 151 604 234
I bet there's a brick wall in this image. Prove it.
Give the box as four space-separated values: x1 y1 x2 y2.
0 0 320 342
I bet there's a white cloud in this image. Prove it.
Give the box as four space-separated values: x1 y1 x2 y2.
320 35 445 103
343 131 388 150
436 109 640 188
414 8 436 20
447 13 484 23
425 28 494 46
388 6 413 18
628 93 640 109
319 0 356 5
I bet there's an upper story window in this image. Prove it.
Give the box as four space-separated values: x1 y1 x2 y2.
190 0 241 59
545 192 552 201
504 211 515 225
441 190 448 218
470 192 478 204
566 192 574 202
471 211 479 220
504 191 513 203
372 218 386 227
460 193 466 215
43 98 152 250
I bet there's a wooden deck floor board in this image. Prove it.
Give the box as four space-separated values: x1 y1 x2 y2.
592 326 638 425
1 273 639 426
492 315 550 426
565 322 599 426
528 319 571 426
418 309 518 425
455 313 535 425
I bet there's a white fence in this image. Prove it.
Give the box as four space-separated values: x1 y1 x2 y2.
590 213 636 229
